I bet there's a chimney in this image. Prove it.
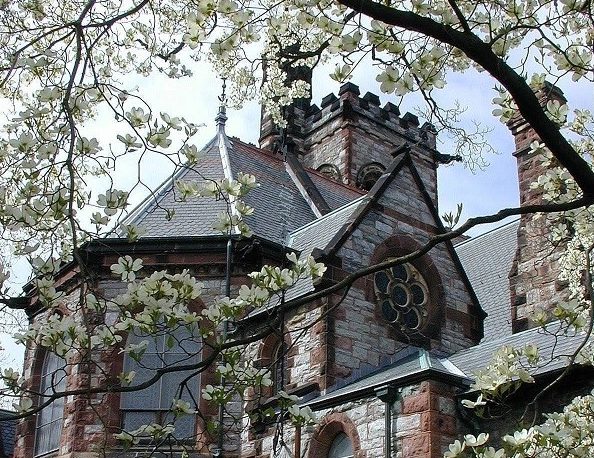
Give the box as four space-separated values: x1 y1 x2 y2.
507 83 570 332
258 48 312 154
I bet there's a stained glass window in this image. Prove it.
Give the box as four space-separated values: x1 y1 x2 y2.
374 262 430 335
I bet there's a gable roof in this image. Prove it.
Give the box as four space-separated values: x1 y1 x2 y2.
455 220 519 341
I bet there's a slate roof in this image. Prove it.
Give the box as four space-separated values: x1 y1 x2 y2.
304 346 468 409
284 197 367 301
125 132 360 245
455 220 519 341
127 137 229 238
449 320 587 380
306 170 363 210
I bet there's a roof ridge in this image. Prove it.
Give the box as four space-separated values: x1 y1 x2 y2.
228 137 286 163
455 218 520 248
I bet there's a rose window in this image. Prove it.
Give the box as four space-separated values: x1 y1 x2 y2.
374 262 430 334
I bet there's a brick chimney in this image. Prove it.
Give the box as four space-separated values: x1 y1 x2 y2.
507 83 570 332
258 52 312 154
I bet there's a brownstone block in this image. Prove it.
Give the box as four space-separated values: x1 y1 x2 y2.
402 432 431 457
403 392 430 413
334 336 353 351
311 347 326 365
420 411 457 436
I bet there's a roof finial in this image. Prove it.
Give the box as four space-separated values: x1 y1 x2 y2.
215 78 228 131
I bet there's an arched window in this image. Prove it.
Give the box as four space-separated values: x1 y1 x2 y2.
271 342 285 395
328 432 354 458
257 333 291 400
35 352 67 456
120 325 201 440
356 163 385 191
317 164 341 181
308 413 360 458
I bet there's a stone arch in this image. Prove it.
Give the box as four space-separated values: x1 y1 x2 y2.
308 412 363 458
256 332 293 398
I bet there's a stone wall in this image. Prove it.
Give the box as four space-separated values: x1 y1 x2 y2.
14 249 258 458
242 380 460 458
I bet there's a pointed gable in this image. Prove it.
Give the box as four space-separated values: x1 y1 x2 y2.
315 150 484 364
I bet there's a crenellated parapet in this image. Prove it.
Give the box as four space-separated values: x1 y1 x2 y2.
297 82 439 205
304 82 436 152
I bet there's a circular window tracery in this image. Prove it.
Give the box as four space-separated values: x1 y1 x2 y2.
317 164 341 181
356 163 385 191
374 262 430 335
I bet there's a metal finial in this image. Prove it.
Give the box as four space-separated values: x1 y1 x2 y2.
218 78 227 104
215 78 228 129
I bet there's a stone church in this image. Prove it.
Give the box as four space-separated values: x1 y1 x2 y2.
10 80 585 458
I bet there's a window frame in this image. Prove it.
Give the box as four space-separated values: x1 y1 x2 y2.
120 325 202 443
34 351 67 457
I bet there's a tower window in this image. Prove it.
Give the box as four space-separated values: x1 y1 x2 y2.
317 164 341 181
356 163 385 191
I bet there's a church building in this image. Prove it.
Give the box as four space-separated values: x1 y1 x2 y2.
10 80 586 458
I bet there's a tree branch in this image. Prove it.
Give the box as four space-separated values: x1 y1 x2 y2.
336 0 594 198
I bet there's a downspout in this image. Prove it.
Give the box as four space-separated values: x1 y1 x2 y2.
215 237 234 458
375 386 399 458
294 424 301 458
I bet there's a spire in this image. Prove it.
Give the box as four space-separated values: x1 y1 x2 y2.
215 78 228 133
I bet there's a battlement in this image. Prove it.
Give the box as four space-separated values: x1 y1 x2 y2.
258 80 440 200
304 82 437 150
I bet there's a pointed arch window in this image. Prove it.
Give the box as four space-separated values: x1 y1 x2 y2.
120 326 201 441
35 352 67 456
271 342 286 395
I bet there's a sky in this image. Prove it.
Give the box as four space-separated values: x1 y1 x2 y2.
1 53 592 382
